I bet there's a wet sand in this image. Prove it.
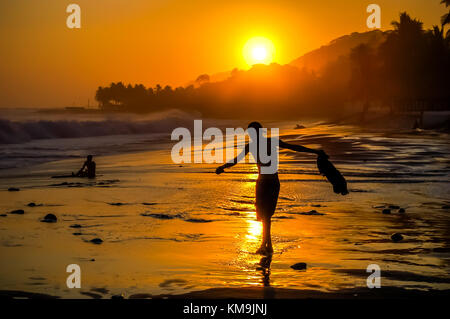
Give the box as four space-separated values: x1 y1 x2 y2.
0 123 449 299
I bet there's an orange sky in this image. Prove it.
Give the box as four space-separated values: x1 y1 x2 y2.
0 0 446 108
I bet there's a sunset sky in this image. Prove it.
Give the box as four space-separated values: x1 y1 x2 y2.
0 0 446 108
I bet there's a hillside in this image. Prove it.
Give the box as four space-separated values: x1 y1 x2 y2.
190 30 387 85
289 30 387 73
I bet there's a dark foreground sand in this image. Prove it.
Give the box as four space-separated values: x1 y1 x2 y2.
1 286 449 299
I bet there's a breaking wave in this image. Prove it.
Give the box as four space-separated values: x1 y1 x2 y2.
0 110 194 144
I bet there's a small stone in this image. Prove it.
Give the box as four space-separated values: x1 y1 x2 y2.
290 262 307 270
10 209 25 215
398 208 405 213
73 232 82 236
90 258 96 262
391 233 403 242
90 238 103 244
41 214 57 223
0 214 7 217
382 209 391 214
388 205 400 209
8 187 20 192
70 224 82 228
27 202 42 207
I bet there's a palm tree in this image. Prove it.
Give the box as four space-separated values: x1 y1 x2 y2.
376 12 429 110
349 44 376 118
391 12 424 39
441 0 450 37
431 25 444 42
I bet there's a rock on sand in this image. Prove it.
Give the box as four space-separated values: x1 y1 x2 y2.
391 233 404 242
10 209 25 215
90 238 103 244
291 262 307 270
41 214 57 223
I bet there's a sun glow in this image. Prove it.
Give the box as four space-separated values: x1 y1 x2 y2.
243 37 275 66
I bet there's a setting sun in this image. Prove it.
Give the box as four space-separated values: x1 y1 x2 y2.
252 47 267 61
243 36 275 66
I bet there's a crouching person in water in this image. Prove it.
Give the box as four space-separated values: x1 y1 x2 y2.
216 122 326 255
75 155 96 178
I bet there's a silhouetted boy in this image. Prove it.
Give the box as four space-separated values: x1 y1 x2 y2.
216 122 326 255
75 155 96 178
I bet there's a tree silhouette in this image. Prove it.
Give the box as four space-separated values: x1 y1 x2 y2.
349 44 377 119
441 0 450 37
195 74 210 86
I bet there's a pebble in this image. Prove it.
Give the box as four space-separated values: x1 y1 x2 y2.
10 209 25 215
398 208 405 213
109 202 125 206
382 209 391 214
8 187 20 192
90 238 103 244
391 233 403 242
70 224 82 228
290 262 307 270
41 214 57 223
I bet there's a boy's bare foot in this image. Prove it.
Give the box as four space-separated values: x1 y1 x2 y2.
256 246 273 256
256 246 267 255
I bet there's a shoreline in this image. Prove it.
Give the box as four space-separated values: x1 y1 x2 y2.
1 111 448 173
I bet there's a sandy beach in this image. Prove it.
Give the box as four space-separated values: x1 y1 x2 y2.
0 119 449 299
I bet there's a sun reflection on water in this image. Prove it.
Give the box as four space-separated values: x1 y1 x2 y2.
245 215 261 241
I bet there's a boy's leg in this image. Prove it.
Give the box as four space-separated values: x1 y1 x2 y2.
266 218 273 253
261 219 268 247
256 219 268 253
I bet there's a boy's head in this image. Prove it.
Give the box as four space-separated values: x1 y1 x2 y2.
87 155 93 162
248 121 263 131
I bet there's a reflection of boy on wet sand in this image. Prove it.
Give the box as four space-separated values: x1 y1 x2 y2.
75 155 96 178
216 122 326 255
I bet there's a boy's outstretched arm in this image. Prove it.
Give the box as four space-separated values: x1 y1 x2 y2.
216 143 249 174
279 139 327 157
